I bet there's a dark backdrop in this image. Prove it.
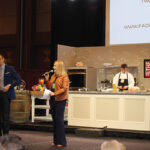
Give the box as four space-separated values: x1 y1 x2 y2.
0 0 106 89
52 0 106 47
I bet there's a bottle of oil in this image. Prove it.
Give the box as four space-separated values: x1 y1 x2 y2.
113 84 116 92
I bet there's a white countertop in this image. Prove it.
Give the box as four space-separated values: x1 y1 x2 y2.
69 90 150 95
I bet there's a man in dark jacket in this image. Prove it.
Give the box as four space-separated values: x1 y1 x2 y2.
0 54 21 136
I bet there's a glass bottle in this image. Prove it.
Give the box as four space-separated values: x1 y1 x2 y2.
113 84 116 92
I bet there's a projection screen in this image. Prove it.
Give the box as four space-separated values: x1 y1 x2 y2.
109 0 150 45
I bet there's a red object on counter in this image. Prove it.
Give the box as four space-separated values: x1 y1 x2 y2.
144 59 150 78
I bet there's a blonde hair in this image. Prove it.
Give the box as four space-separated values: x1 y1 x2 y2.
101 140 126 150
54 60 66 77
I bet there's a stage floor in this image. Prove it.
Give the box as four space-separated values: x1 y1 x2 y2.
9 129 150 150
10 121 150 140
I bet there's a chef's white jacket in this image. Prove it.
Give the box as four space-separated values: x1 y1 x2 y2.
113 72 135 88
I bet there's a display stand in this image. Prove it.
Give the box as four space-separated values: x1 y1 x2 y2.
30 91 52 122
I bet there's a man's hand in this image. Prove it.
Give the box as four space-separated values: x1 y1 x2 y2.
3 84 11 92
123 86 128 90
118 86 123 89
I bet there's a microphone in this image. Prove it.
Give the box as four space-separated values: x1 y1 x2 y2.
42 70 54 76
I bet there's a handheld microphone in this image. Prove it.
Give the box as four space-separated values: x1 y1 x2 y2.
42 70 54 76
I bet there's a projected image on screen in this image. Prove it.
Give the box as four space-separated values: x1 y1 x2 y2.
110 0 150 45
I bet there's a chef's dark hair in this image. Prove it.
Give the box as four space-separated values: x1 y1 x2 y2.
121 64 128 68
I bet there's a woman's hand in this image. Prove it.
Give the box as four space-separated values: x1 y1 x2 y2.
44 73 49 81
50 92 55 96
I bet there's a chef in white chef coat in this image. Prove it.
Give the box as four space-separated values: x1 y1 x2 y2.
113 64 135 91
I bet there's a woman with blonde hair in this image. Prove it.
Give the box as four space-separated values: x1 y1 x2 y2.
45 60 69 147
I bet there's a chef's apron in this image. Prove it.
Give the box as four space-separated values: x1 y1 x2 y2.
118 73 128 91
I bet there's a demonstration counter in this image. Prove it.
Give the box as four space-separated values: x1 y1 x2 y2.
68 91 150 131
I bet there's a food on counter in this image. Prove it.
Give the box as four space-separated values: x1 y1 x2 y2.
129 86 141 92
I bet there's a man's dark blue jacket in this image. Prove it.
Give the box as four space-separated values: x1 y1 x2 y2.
4 65 21 99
